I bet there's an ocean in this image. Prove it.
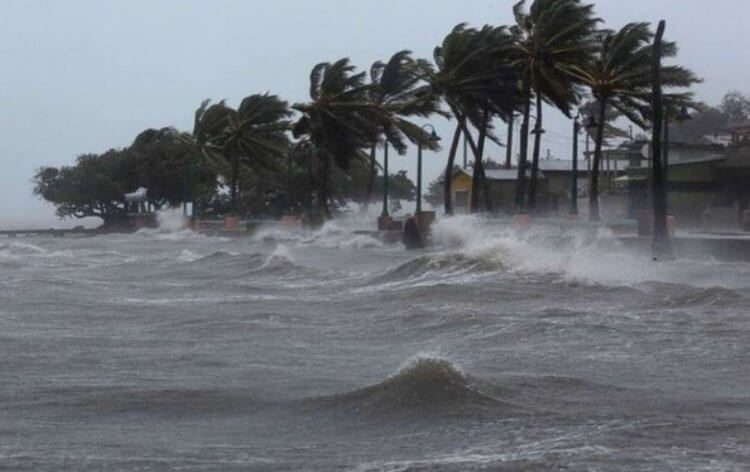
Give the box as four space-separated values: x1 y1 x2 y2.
1 215 748 471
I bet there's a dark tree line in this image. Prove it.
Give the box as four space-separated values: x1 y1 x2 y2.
35 0 700 229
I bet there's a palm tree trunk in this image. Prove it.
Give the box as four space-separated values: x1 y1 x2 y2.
481 161 493 212
515 80 532 213
651 20 672 259
363 143 377 212
230 154 239 214
589 98 608 221
505 114 514 169
317 151 331 219
443 125 463 215
470 104 489 213
528 93 543 212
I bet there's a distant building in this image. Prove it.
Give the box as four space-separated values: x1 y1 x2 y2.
449 161 589 215
731 121 750 147
622 125 750 227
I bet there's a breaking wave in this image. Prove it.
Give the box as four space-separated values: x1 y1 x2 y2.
373 252 504 283
428 215 750 289
308 356 506 415
0 242 47 255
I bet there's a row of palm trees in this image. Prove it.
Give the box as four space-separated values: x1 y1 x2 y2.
190 0 699 222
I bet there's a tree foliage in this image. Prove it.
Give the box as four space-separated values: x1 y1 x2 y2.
566 22 700 220
720 90 750 124
193 94 292 212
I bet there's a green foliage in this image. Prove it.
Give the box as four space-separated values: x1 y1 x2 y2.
414 23 520 213
193 94 292 211
720 90 750 124
33 2 714 223
567 22 699 127
293 58 376 170
415 23 520 127
33 150 134 225
33 127 220 225
130 127 218 209
566 21 699 220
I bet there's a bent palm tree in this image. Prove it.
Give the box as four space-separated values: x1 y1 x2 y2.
363 50 443 211
292 58 377 219
414 24 518 215
511 0 599 213
193 94 292 213
566 22 699 220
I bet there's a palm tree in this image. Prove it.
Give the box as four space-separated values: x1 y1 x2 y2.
414 24 519 215
193 94 292 213
565 22 699 220
510 0 599 213
292 58 378 219
363 50 443 212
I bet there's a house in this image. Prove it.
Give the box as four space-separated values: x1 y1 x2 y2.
449 160 590 215
622 126 750 227
450 167 524 214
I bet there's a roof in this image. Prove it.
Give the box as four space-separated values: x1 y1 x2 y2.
454 167 535 181
485 168 534 180
537 159 591 173
628 154 726 170
730 120 750 131
669 155 726 167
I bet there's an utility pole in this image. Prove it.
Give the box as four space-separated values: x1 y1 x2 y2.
651 20 673 259
571 116 580 216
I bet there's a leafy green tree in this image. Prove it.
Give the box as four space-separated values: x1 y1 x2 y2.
566 22 699 220
669 105 727 143
720 90 750 124
129 127 218 211
511 0 600 213
33 150 134 226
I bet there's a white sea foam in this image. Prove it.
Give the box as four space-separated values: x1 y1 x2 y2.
430 215 750 289
174 249 202 263
261 244 295 268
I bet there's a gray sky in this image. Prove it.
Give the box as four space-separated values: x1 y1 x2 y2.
1 0 748 227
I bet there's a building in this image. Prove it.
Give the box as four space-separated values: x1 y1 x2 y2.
449 160 589 215
450 167 522 214
622 125 750 228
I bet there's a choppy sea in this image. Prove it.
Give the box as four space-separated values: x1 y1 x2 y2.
1 214 748 471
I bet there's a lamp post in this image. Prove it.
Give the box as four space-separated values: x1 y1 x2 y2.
416 124 440 215
381 142 390 217
570 114 581 216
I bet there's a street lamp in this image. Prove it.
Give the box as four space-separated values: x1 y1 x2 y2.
416 124 440 215
570 113 581 216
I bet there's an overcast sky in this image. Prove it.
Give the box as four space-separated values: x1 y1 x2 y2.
1 0 749 227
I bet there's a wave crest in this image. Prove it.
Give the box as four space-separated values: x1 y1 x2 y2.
310 356 502 414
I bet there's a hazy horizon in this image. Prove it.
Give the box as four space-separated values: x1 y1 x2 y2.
2 0 748 228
